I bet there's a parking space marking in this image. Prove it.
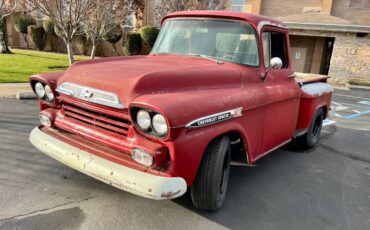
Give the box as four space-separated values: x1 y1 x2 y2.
336 110 370 119
323 119 336 126
358 101 370 106
332 100 370 120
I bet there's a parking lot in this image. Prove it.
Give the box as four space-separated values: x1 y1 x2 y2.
0 94 369 230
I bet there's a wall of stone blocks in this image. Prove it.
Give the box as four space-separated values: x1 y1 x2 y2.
260 0 323 17
290 29 370 84
331 0 370 25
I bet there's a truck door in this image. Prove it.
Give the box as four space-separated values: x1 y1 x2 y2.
259 28 301 155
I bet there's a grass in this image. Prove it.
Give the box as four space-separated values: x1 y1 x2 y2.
0 49 89 83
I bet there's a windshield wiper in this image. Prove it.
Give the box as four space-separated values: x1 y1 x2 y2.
188 53 224 65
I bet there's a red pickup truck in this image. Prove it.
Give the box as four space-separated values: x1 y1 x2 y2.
29 11 333 211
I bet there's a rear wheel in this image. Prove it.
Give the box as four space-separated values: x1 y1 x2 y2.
298 108 324 148
190 136 231 211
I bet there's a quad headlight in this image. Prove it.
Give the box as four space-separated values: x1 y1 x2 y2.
137 110 151 130
132 108 169 138
35 82 46 98
33 81 55 102
152 114 168 136
44 85 54 101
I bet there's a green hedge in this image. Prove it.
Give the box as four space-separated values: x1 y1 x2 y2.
28 25 46 51
14 15 35 34
140 25 159 48
123 32 141 55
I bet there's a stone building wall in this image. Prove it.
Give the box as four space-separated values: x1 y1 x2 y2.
260 0 323 17
290 29 370 84
331 0 370 25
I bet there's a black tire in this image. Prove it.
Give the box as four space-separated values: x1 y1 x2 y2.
190 136 231 211
298 108 324 148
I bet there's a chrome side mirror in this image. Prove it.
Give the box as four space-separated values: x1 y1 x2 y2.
270 57 283 69
262 57 283 81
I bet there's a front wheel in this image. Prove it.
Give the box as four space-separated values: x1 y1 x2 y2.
298 108 324 148
190 136 231 211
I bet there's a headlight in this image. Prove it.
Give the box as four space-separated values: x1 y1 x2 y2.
35 82 45 98
152 114 168 136
137 110 151 130
44 85 54 101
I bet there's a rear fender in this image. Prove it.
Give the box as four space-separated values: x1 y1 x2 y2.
296 83 333 130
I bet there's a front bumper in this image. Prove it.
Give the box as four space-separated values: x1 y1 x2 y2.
29 127 187 200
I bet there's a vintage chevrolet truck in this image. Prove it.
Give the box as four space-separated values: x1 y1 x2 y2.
29 11 333 211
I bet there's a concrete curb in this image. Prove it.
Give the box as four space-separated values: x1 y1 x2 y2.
333 85 370 99
16 92 37 100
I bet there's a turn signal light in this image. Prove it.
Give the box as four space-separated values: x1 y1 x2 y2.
132 148 154 166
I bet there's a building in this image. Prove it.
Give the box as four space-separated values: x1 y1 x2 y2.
6 0 370 84
142 0 370 84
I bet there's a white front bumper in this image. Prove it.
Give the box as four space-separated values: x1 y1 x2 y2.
29 127 187 200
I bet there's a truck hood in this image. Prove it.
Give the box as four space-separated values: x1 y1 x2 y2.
58 55 242 106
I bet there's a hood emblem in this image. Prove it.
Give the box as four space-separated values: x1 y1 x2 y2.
81 89 93 99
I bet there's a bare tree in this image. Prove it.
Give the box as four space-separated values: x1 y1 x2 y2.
154 0 228 24
0 0 17 53
27 0 94 65
84 0 133 59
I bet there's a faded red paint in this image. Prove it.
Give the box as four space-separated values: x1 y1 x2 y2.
30 11 332 188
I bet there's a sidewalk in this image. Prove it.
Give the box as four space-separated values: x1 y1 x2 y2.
0 83 34 99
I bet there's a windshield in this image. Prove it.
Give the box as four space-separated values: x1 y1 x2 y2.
151 19 259 66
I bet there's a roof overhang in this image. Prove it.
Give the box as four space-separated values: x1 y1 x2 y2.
284 22 370 34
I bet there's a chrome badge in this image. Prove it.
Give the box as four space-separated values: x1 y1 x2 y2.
186 108 243 128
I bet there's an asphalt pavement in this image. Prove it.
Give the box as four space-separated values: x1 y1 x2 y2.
0 94 369 230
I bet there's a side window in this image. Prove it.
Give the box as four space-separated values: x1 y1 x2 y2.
262 31 288 68
262 32 270 68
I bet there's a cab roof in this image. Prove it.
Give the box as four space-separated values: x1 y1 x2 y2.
162 10 286 31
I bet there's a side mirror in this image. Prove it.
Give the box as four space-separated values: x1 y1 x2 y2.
262 57 283 81
270 57 283 69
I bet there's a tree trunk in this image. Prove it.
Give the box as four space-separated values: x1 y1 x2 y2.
112 43 119 56
90 41 97 59
23 34 29 49
66 41 74 65
0 17 11 54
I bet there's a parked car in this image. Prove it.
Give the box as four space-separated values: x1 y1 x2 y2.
29 11 333 211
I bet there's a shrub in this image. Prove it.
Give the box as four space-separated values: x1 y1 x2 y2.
14 15 36 48
123 32 141 55
14 15 35 34
140 25 159 48
43 19 56 36
28 25 46 51
103 23 123 44
103 23 123 56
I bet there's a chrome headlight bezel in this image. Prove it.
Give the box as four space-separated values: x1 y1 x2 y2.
131 107 169 139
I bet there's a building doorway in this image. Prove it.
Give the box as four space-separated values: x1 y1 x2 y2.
289 35 335 76
320 37 335 75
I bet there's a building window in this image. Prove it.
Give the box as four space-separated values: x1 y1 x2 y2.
231 0 246 12
348 0 370 11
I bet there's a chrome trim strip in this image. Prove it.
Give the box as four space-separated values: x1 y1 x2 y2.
56 82 125 109
258 20 287 32
186 107 243 128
